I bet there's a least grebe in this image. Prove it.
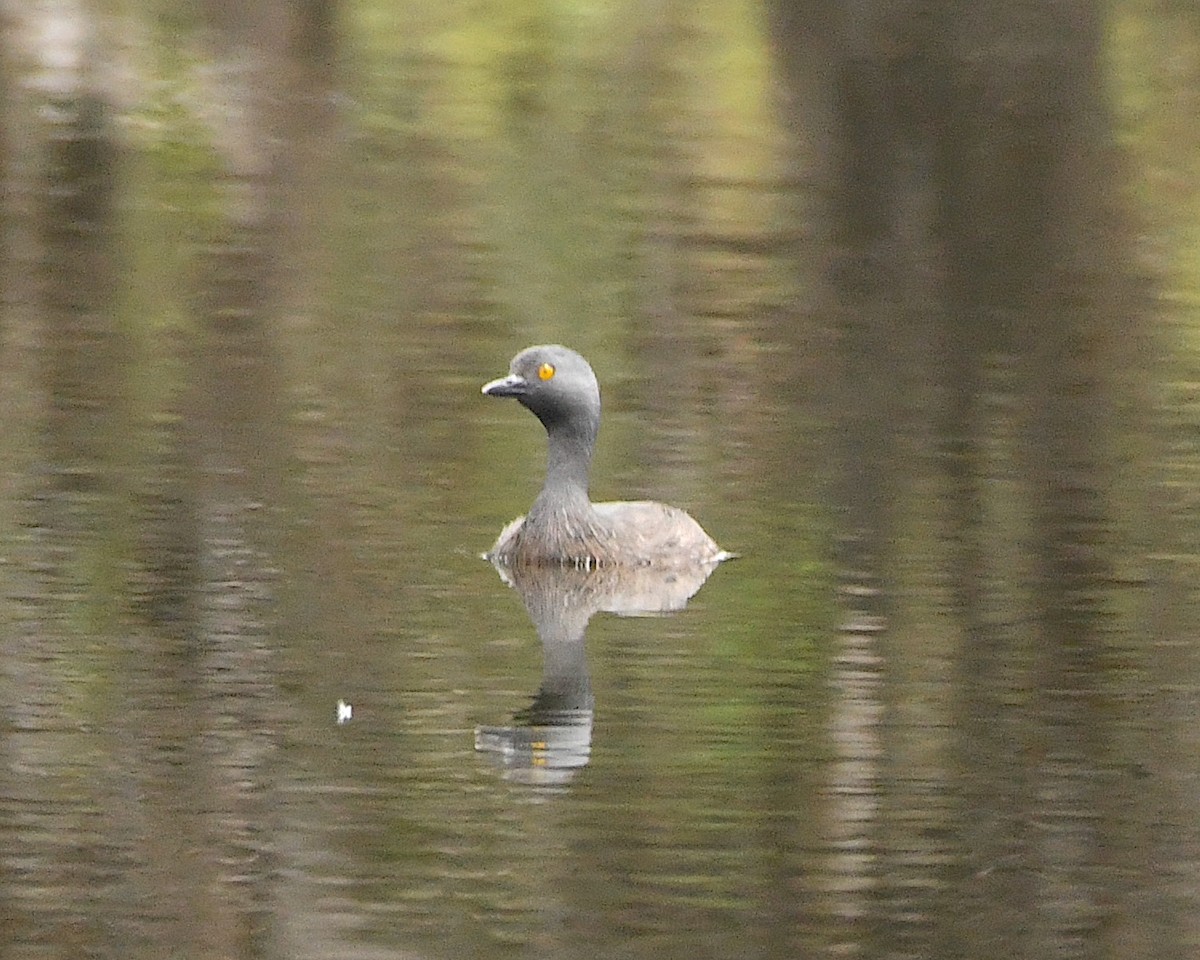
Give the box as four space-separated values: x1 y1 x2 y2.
482 344 730 567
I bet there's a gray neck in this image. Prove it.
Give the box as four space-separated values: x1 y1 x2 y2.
535 424 594 511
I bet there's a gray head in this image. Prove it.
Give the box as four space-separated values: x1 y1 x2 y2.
481 344 601 446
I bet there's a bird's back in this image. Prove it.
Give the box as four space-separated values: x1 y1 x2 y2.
488 499 728 568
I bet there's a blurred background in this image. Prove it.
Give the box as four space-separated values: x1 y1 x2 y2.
0 1 1197 958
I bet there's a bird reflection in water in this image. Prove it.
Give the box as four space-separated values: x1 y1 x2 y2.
475 557 724 786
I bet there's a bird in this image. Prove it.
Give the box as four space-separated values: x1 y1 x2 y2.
481 344 731 568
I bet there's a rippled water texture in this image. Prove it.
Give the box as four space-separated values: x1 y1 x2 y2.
2 4 1198 959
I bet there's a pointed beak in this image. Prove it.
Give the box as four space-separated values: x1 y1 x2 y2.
482 373 528 397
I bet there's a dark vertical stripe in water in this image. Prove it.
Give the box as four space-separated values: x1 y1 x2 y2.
8 85 130 960
40 92 122 487
766 3 1189 958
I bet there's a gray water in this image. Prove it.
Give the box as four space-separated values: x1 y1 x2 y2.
2 4 1199 959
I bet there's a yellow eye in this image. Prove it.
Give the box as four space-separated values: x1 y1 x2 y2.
538 362 555 381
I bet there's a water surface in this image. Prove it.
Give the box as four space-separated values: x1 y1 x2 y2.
2 4 1198 959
